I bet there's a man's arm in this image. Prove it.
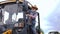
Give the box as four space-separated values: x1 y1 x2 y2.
29 13 37 18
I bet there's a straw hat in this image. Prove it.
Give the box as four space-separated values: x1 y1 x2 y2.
31 5 38 10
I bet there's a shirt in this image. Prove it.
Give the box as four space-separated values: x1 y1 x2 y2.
29 10 37 21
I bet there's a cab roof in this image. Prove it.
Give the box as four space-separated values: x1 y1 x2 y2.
0 0 23 4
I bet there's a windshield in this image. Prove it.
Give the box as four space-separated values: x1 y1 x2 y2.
4 11 23 24
3 4 24 24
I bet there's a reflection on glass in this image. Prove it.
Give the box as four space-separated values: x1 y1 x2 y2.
4 11 9 24
35 16 38 28
16 12 23 21
12 13 16 23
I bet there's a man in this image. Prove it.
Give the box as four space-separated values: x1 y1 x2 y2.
26 5 38 34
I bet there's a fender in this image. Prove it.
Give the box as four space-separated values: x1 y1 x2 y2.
3 29 12 34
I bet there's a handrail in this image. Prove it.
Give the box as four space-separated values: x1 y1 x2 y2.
37 12 40 34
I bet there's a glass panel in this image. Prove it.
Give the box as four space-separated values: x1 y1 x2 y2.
16 12 23 21
12 13 16 23
3 4 24 24
35 16 38 28
12 12 23 23
4 4 17 24
4 11 9 24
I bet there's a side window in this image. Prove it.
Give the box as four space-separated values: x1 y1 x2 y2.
35 16 38 28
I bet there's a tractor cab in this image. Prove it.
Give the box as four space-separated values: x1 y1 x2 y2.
0 0 40 34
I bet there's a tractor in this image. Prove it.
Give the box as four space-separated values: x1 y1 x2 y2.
0 0 40 34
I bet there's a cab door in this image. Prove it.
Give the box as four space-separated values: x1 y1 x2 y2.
35 12 40 34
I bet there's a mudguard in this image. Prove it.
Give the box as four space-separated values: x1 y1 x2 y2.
3 29 12 34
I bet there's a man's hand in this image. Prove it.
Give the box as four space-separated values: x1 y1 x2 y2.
26 14 32 17
26 14 29 16
29 15 32 17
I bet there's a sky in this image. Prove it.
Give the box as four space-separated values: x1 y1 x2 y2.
39 0 60 34
27 0 60 34
0 0 60 34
